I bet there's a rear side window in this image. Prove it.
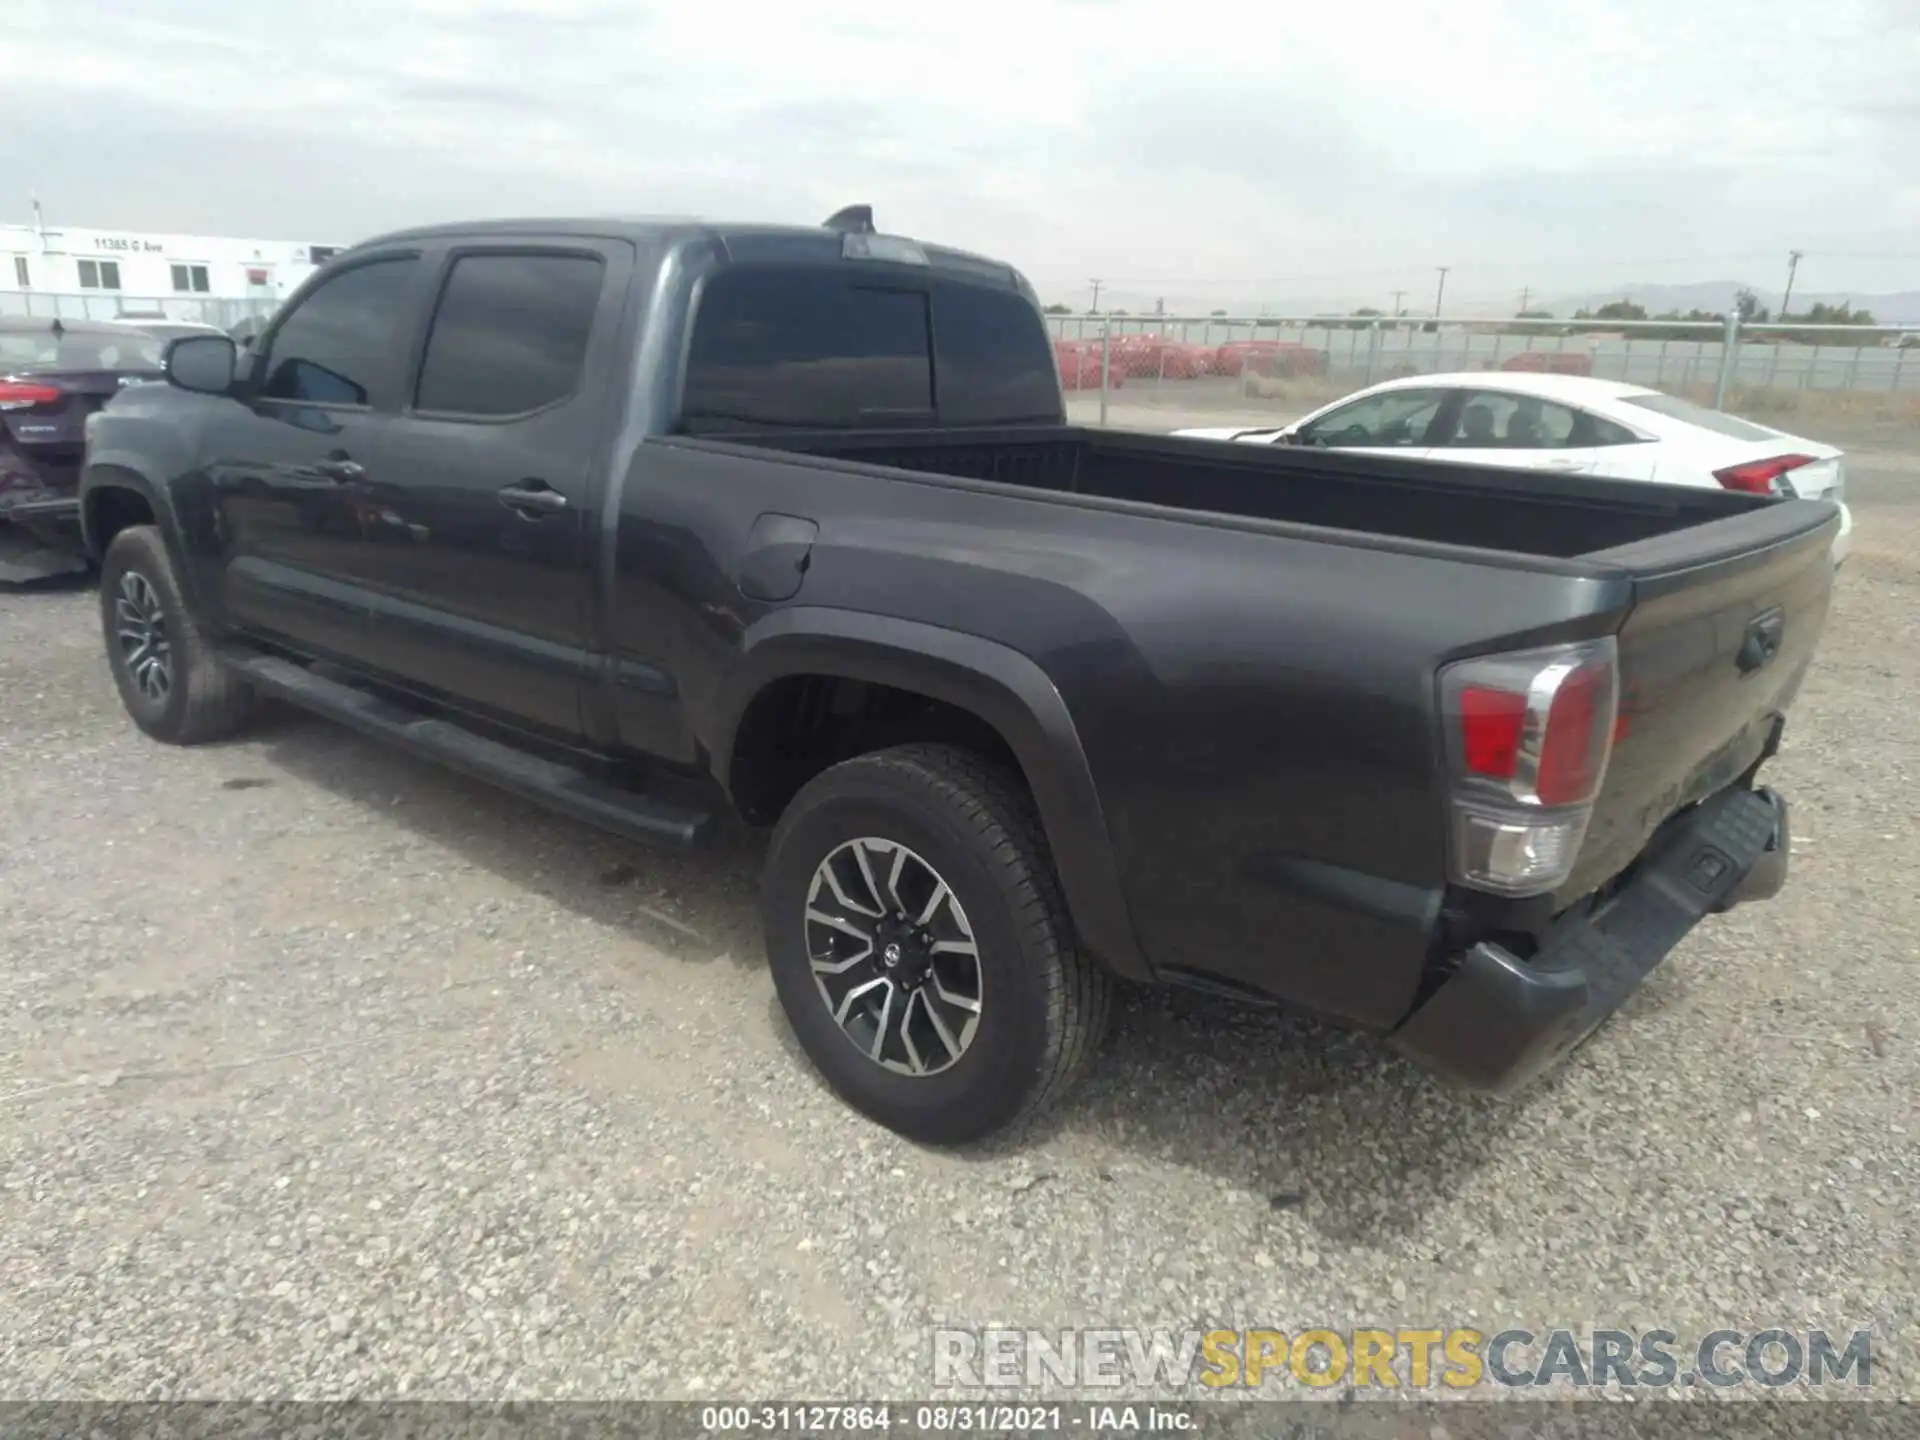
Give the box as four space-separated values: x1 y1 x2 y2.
260 257 419 406
415 253 604 417
1437 390 1587 448
682 267 934 430
1587 414 1643 446
1621 392 1779 442
930 281 1062 425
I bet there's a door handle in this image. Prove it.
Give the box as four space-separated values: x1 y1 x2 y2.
317 455 365 484
498 481 569 517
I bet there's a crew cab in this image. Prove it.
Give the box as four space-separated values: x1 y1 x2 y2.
79 208 1836 1143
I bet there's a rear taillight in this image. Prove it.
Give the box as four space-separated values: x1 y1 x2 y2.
1440 637 1620 897
0 381 64 412
1714 453 1813 496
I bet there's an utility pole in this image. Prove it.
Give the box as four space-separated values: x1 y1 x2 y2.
1389 289 1406 317
1089 278 1103 314
1433 266 1451 321
1518 285 1532 314
1781 250 1804 319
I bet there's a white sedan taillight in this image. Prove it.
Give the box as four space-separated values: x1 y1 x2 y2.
1438 637 1621 897
1713 453 1815 496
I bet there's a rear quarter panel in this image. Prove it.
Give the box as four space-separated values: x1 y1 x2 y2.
619 440 1634 1028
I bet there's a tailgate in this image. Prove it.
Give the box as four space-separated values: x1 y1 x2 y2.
1563 496 1838 901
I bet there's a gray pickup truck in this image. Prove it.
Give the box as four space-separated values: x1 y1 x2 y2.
77 208 1833 1142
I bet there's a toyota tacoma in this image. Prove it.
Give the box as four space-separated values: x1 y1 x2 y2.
78 208 1833 1142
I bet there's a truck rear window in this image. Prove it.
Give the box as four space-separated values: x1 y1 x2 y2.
679 264 1059 431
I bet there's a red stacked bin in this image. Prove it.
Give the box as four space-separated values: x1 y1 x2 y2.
1109 337 1216 380
1051 339 1127 391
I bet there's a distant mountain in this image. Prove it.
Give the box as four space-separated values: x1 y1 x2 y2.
1546 283 1920 325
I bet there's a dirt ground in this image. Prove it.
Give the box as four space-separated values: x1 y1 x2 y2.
1 427 1914 1402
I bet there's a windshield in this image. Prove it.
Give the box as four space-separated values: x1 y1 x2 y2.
1621 391 1781 442
0 329 164 372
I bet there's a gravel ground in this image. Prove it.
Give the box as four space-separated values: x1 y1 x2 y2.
1 449 1915 1404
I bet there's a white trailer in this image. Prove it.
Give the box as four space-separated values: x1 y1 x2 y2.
1 213 350 327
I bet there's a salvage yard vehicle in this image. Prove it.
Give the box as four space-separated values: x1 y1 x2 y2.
0 317 164 583
78 208 1836 1143
1175 371 1853 565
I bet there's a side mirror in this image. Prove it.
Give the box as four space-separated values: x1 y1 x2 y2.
165 334 238 396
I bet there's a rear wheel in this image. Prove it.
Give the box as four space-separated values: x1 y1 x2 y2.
100 525 256 745
762 743 1112 1144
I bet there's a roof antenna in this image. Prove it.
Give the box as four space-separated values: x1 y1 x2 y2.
822 205 875 235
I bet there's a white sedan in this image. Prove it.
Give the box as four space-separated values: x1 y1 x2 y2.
1177 372 1852 564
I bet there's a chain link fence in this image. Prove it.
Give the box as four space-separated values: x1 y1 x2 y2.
1047 313 1920 430
9 284 1915 434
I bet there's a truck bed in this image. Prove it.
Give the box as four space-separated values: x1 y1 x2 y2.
741 423 1783 560
695 418 1836 1009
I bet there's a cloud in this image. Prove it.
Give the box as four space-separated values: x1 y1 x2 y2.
3 0 1918 312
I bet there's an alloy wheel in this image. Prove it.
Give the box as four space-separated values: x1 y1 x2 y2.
114 570 173 705
804 837 983 1076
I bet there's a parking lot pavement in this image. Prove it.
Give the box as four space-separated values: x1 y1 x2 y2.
2 476 1916 1402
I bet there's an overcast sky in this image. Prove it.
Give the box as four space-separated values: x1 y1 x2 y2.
5 0 1918 313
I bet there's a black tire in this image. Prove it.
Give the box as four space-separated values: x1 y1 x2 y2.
762 742 1112 1144
99 525 257 745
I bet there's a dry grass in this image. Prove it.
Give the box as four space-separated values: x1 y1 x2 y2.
1241 375 1353 408
1674 384 1920 428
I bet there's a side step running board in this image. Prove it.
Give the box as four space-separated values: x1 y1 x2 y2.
227 652 714 849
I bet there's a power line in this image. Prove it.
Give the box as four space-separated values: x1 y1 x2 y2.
1783 247 1920 260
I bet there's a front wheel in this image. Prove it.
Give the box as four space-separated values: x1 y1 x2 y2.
99 525 257 745
762 743 1112 1144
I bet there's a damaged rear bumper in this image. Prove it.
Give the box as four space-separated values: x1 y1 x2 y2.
0 471 88 584
1391 784 1791 1093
